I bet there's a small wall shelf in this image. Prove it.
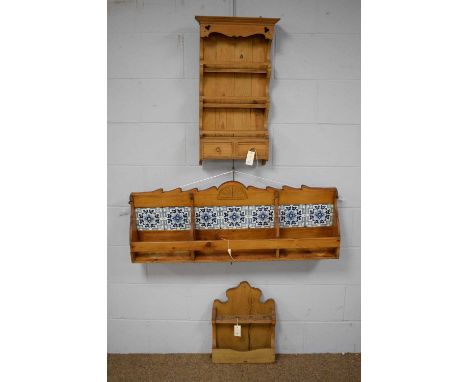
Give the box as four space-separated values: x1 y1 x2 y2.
129 181 340 263
195 16 280 165
212 281 276 364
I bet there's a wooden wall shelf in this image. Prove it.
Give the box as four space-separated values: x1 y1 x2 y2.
195 16 280 165
212 281 276 363
129 181 340 263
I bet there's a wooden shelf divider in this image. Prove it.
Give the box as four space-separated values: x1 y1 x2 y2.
274 190 280 258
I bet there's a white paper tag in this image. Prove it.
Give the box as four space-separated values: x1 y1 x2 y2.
245 150 255 166
234 324 241 337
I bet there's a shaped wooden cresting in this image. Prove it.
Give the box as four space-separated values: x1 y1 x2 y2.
129 181 340 263
212 281 276 363
195 16 280 164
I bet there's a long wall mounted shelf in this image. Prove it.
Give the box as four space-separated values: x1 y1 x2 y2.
195 16 280 164
129 181 340 263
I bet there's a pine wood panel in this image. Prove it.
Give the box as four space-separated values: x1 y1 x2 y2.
196 16 279 164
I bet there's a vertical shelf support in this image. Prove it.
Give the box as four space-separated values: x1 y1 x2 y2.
212 306 217 350
270 305 276 352
274 190 280 258
189 192 196 260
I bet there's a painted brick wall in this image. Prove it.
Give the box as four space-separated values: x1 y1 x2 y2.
108 0 360 353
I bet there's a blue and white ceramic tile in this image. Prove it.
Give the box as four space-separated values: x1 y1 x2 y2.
249 205 274 228
220 206 248 229
279 204 305 228
135 208 164 231
164 207 191 230
305 204 334 227
195 206 220 229
136 203 334 231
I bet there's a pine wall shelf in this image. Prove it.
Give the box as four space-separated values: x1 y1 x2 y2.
195 16 280 164
212 281 276 363
129 181 340 263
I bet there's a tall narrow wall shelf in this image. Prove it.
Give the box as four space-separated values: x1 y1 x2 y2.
195 16 280 164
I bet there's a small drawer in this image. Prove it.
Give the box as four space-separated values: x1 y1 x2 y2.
236 142 268 159
202 142 233 158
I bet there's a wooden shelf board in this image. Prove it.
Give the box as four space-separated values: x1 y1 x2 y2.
132 249 339 263
215 314 274 324
202 96 267 104
203 62 270 73
132 237 339 253
204 103 267 109
205 68 267 74
195 16 280 25
201 130 268 137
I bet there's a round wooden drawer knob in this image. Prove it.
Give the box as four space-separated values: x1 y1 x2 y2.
216 147 221 153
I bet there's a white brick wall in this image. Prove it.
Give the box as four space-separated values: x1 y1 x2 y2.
108 0 360 353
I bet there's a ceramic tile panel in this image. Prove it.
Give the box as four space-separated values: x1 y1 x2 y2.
195 206 220 230
136 204 334 231
219 206 249 229
135 208 164 230
306 204 334 227
249 205 275 228
164 207 191 230
279 204 305 228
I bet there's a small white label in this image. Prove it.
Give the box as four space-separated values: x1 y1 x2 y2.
234 324 241 337
245 150 255 166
